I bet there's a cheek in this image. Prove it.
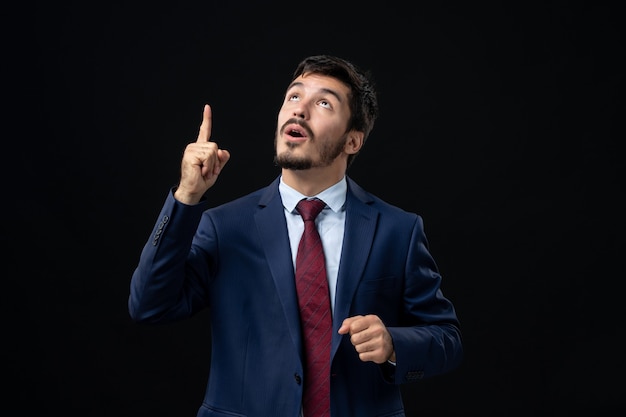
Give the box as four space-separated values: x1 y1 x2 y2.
276 109 291 130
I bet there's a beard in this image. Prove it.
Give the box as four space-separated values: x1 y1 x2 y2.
274 131 348 170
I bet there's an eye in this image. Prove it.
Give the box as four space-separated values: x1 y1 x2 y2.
319 100 331 109
288 94 300 102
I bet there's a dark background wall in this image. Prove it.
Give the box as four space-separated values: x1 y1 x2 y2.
5 1 623 416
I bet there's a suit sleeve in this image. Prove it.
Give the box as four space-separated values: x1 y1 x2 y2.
128 188 212 324
384 215 463 383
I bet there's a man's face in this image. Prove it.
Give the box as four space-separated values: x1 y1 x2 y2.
274 73 352 170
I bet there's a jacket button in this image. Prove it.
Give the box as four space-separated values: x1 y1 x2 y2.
405 370 425 381
294 373 302 385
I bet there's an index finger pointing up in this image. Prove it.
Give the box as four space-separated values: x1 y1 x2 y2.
196 104 212 142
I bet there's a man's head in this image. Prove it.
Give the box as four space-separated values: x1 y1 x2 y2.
274 55 378 172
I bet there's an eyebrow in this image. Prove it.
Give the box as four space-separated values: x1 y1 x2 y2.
286 81 343 103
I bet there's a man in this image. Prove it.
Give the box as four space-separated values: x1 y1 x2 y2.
129 54 463 416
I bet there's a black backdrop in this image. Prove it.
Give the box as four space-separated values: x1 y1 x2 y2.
6 1 624 416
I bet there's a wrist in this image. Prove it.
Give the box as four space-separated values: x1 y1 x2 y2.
174 186 203 205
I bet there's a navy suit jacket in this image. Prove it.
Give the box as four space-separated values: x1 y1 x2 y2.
129 176 463 417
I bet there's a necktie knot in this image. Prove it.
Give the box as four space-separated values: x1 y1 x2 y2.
296 198 326 222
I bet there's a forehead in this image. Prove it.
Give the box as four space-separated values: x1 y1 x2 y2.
287 73 351 101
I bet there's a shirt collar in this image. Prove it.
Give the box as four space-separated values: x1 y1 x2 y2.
279 176 347 214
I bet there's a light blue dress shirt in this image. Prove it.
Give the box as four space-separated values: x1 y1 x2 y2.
279 176 347 317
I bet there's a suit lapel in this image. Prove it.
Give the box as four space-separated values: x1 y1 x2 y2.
255 178 304 357
332 178 378 358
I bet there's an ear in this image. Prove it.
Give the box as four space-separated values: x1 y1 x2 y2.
344 130 364 155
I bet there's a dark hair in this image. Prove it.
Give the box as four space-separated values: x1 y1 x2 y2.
292 55 379 167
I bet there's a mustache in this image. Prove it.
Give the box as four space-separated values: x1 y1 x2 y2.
280 118 314 137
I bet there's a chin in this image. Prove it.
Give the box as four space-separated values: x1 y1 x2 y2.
275 154 313 170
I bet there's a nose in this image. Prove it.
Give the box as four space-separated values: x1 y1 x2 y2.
292 101 309 119
292 108 306 119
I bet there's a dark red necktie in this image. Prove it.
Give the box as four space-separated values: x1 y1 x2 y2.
295 198 331 417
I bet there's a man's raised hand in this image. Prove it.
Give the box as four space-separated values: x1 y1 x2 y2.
174 104 231 205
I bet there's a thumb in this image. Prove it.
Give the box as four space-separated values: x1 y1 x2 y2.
338 317 357 334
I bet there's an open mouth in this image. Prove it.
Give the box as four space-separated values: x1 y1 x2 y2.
282 119 311 140
286 126 307 138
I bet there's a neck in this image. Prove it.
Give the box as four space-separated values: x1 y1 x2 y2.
281 167 345 197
